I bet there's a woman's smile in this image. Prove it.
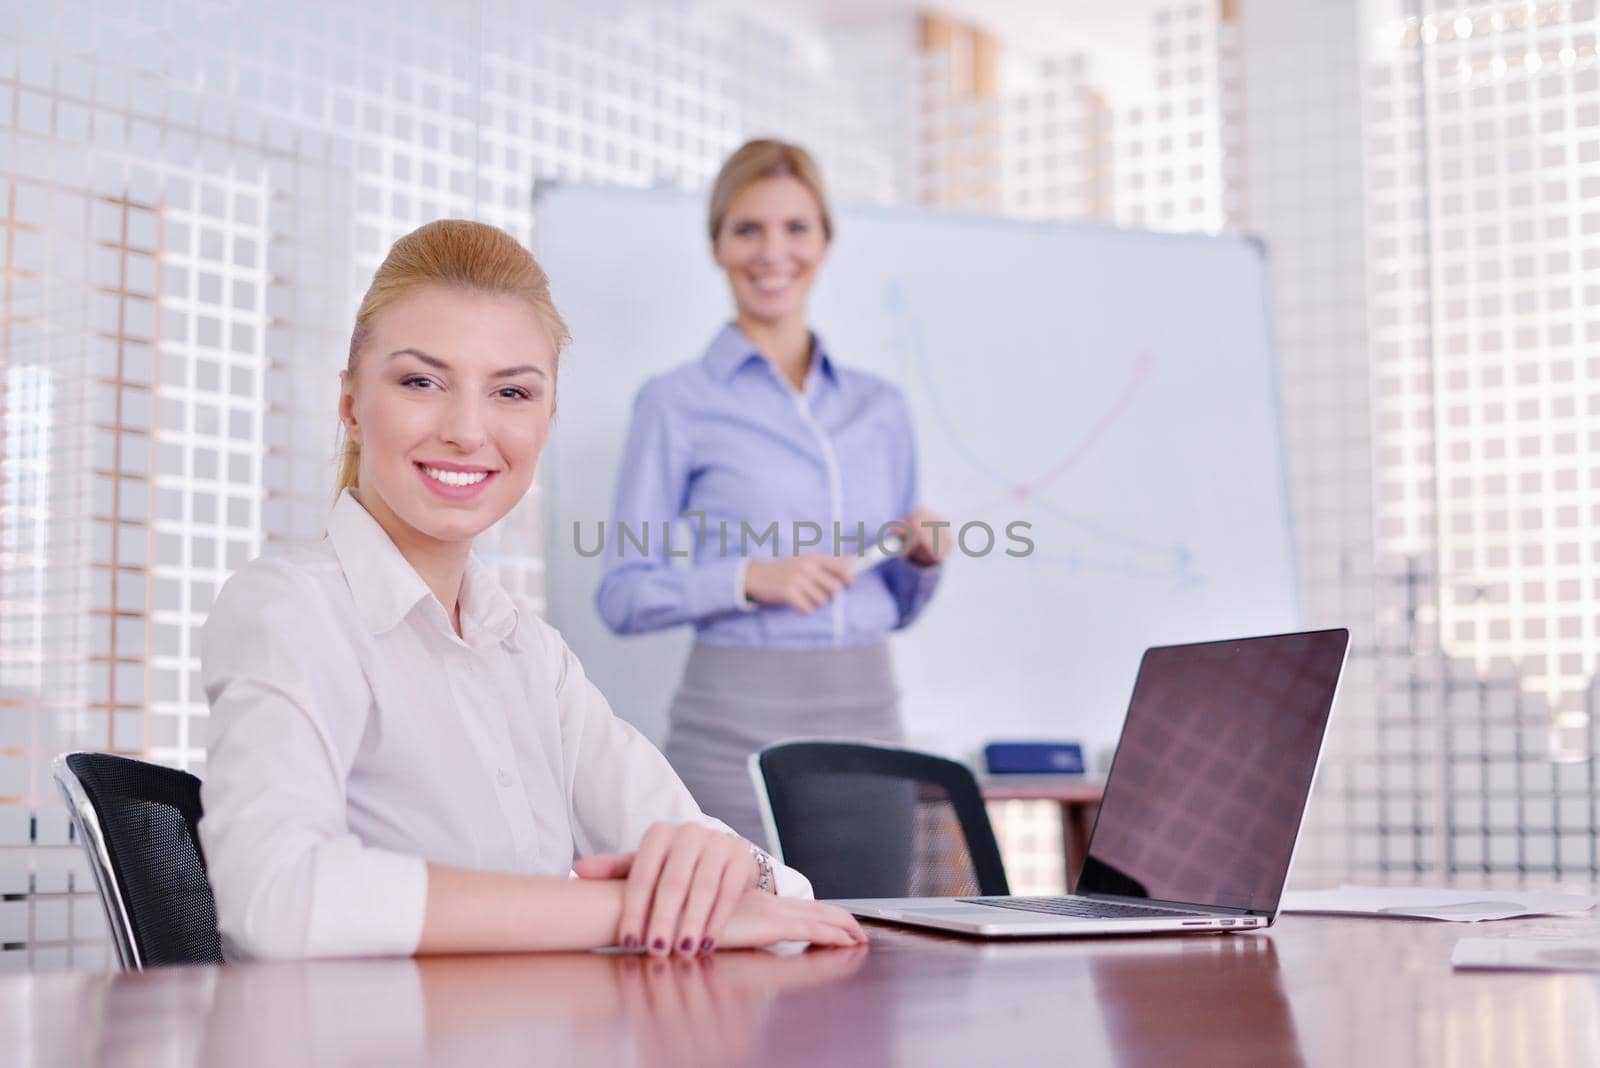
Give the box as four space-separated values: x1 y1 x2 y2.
415 460 499 499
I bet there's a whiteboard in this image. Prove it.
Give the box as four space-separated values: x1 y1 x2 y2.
534 185 1299 767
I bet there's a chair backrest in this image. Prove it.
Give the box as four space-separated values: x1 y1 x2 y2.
53 752 224 969
750 741 1010 899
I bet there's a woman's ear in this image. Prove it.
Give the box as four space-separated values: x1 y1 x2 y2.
338 370 362 444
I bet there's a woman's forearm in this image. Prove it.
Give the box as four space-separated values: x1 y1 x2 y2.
417 863 625 954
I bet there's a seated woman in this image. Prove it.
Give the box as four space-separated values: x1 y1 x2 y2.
198 219 864 960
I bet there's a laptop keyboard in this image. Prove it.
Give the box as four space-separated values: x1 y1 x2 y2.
957 896 1210 920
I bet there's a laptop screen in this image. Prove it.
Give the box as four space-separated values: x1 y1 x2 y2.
1076 628 1348 913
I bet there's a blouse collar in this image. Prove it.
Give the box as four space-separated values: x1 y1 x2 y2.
701 322 838 394
327 489 522 651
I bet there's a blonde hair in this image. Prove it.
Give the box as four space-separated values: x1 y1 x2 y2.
336 220 569 494
707 139 834 244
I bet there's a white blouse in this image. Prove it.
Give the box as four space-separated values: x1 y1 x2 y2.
199 490 811 961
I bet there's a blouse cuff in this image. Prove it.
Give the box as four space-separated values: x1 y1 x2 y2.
733 557 756 611
682 555 747 620
306 846 430 959
772 859 816 900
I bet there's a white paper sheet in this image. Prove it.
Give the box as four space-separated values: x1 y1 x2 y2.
1278 884 1597 922
1453 937 1600 972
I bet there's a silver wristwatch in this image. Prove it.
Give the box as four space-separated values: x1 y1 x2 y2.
750 843 776 894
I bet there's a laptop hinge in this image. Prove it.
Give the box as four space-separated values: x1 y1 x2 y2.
1074 892 1254 915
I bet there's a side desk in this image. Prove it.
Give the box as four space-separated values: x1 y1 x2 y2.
980 775 1106 887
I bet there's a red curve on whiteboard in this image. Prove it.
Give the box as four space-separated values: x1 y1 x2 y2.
972 351 1157 513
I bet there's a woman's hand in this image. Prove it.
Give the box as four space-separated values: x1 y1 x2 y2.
743 555 853 613
717 891 866 951
575 823 765 955
901 507 950 566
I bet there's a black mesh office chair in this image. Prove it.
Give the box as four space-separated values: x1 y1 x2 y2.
750 741 1010 899
53 752 224 969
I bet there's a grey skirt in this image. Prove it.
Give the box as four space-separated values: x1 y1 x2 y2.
663 641 902 846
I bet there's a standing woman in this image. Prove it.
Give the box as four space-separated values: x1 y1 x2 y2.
199 220 863 960
596 140 948 846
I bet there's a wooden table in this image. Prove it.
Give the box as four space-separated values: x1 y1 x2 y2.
980 776 1105 887
5 913 1597 1067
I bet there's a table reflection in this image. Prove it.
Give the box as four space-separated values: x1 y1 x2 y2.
417 946 869 1067
167 946 864 1068
1090 935 1304 1068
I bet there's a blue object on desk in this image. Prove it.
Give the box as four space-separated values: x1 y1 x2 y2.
983 741 1086 776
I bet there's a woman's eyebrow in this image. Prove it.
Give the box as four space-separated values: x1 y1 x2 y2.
387 349 546 379
388 347 447 368
492 365 547 380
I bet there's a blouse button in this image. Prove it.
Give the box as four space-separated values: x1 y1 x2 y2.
496 768 514 788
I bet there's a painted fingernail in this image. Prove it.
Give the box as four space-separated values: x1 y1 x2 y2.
622 934 638 950
701 938 715 953
651 937 666 952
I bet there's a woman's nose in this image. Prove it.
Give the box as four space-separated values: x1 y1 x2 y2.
439 395 487 450
755 231 785 261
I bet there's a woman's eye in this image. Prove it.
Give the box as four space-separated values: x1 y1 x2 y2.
400 375 436 390
788 221 810 234
497 386 533 401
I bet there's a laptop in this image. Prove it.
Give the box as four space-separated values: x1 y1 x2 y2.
833 627 1349 937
